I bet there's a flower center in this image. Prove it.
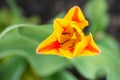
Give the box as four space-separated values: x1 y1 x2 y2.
59 27 81 50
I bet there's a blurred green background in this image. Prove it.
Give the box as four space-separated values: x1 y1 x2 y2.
0 0 120 80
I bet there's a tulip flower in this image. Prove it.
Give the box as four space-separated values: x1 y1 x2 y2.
36 6 101 58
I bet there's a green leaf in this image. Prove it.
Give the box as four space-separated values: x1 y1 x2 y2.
18 24 53 42
42 71 77 80
0 24 71 78
0 9 13 32
0 56 26 80
6 0 25 23
72 34 120 80
85 0 109 35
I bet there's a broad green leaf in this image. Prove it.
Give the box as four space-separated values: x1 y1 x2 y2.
18 24 53 42
0 9 13 32
72 34 120 80
21 64 40 80
6 0 25 23
42 71 77 80
85 0 109 35
0 24 72 77
97 34 120 55
0 56 26 80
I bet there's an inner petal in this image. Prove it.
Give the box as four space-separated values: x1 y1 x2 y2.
59 27 82 50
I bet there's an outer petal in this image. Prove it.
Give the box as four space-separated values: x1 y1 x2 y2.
76 33 101 57
64 6 85 21
63 6 88 29
80 33 101 56
36 32 60 54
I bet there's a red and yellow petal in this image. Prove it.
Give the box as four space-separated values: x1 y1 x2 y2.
64 6 85 21
36 6 101 59
63 6 88 29
77 33 101 57
74 34 89 56
54 19 68 41
81 33 101 56
36 32 60 54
